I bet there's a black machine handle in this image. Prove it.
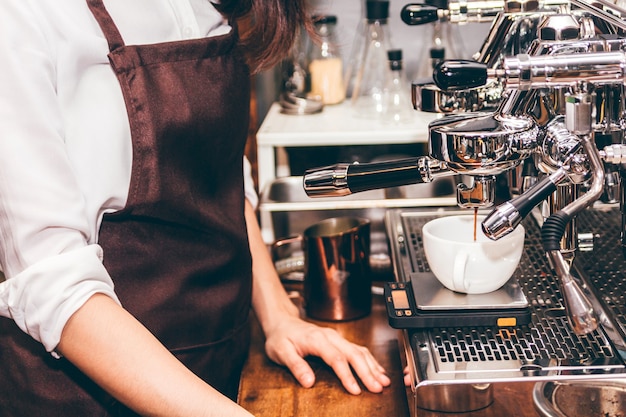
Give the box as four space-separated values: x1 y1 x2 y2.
400 4 440 25
303 158 426 197
433 60 489 90
482 170 566 240
347 158 426 193
508 174 558 219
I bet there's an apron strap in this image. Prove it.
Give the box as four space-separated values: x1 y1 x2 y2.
86 0 126 52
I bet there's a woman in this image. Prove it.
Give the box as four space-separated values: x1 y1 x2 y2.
0 1 390 416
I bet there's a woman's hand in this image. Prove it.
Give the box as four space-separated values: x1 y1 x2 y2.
243 201 390 396
403 365 412 387
262 315 391 395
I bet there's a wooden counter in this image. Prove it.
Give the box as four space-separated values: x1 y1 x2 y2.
238 288 542 417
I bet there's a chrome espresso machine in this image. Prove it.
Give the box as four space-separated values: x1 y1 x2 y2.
303 0 626 415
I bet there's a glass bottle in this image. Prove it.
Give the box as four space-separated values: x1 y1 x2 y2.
343 1 365 99
382 49 413 124
350 0 393 119
308 15 345 105
416 12 465 80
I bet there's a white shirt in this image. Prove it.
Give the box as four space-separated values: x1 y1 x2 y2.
0 0 258 354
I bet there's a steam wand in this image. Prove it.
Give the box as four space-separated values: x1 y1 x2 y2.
542 93 603 335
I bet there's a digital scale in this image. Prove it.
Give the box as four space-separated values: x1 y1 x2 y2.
383 208 531 329
384 272 531 328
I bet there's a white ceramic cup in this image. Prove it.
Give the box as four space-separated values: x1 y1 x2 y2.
422 215 525 294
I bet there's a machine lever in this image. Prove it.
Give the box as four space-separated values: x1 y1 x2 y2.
400 4 440 26
482 169 568 240
433 60 489 91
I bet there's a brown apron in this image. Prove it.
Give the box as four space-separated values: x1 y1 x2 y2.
0 1 252 415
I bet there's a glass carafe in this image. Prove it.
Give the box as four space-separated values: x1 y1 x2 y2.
382 49 413 124
350 0 393 119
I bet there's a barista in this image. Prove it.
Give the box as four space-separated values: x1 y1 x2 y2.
0 1 390 416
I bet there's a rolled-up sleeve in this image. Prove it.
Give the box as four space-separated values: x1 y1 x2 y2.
0 246 120 354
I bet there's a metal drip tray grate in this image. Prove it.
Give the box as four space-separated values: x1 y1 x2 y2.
385 207 626 383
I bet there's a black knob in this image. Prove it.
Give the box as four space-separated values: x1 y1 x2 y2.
432 60 488 91
400 4 439 25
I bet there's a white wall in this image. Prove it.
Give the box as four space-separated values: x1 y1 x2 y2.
308 0 489 78
255 0 491 121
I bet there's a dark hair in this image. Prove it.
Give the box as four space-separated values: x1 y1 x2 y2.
213 0 313 74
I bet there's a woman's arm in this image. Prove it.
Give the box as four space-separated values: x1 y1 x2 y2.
57 294 254 417
245 201 391 395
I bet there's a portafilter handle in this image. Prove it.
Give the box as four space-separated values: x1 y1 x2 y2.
303 157 434 197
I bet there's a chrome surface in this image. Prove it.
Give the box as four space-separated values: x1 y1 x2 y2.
533 379 626 417
544 182 579 257
457 175 497 208
386 206 626 399
601 144 626 165
481 200 523 238
409 271 528 310
482 168 568 239
411 81 502 113
302 157 455 198
302 163 350 197
544 97 603 335
500 51 626 90
571 0 626 31
303 0 626 381
414 383 494 413
428 112 538 175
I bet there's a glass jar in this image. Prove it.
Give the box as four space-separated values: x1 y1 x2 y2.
308 15 345 105
382 49 413 124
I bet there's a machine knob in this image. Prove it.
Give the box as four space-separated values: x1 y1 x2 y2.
432 60 488 91
400 4 440 26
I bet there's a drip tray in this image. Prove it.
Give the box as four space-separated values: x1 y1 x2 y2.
385 207 626 389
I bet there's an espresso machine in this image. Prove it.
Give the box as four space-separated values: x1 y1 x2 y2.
303 0 626 414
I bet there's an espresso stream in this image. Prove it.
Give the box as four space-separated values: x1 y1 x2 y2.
473 208 478 242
